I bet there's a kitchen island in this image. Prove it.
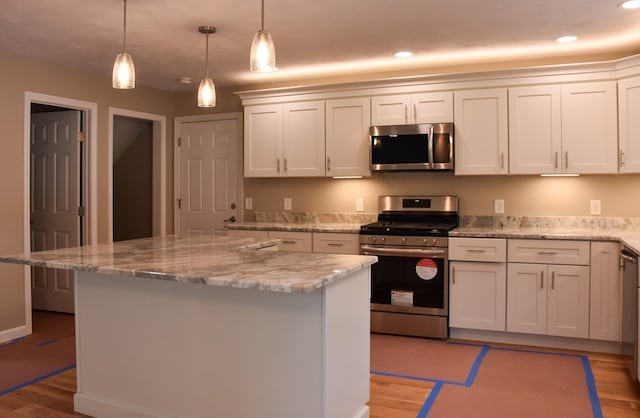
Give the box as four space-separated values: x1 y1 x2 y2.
0 234 377 418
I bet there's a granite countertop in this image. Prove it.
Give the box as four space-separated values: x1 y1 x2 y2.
0 234 377 294
226 221 363 233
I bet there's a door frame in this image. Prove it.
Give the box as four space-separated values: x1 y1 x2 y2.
23 92 98 332
173 112 243 235
108 108 167 242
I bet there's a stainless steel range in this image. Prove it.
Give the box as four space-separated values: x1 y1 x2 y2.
360 195 459 339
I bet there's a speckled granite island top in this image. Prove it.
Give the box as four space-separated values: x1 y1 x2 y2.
0 234 377 293
226 221 363 233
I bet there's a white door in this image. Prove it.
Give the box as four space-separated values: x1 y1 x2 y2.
325 97 371 177
507 263 547 335
30 110 81 313
178 117 239 237
546 264 590 338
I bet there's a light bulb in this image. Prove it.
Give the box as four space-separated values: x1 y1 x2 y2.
112 52 135 89
197 77 216 107
250 31 277 72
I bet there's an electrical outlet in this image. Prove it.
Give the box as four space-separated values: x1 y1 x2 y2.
590 199 602 215
245 197 253 210
355 197 364 212
494 199 505 214
284 197 292 211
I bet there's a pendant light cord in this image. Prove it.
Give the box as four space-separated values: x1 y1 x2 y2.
261 0 265 31
205 33 210 78
122 0 127 53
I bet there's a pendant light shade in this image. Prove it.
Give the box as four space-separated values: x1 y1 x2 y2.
197 26 217 108
112 0 135 89
250 0 277 72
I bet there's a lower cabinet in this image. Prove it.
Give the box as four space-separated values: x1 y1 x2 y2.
227 229 359 254
589 241 621 341
507 263 590 338
449 261 506 331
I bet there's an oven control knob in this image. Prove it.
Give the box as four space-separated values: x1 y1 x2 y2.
430 238 437 247
422 238 429 246
401 237 407 244
371 237 377 243
380 237 385 243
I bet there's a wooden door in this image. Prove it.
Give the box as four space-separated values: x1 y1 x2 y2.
178 117 239 237
30 110 81 313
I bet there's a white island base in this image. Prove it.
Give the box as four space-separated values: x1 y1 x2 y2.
72 269 370 418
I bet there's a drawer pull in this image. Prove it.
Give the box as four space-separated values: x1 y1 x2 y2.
452 267 455 285
537 251 558 255
281 240 297 244
540 271 544 289
327 243 344 247
551 271 555 290
467 249 486 253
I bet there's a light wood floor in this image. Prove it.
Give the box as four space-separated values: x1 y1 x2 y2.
0 349 639 418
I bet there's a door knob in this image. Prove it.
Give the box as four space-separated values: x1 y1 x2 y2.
224 216 236 223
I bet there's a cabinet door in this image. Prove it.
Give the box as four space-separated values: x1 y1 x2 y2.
618 76 640 173
561 82 618 174
507 263 547 335
546 265 590 338
325 98 371 177
454 88 508 175
412 92 453 123
508 85 562 174
267 231 313 252
282 101 326 177
589 242 621 341
449 261 506 331
371 94 410 125
244 104 283 177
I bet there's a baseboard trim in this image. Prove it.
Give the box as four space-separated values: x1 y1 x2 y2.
0 325 28 344
74 393 159 418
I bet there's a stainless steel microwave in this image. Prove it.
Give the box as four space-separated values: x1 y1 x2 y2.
369 123 454 171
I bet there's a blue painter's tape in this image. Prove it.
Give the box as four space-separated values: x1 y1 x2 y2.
464 344 490 387
581 356 604 418
37 338 59 347
371 370 466 386
0 364 76 396
416 381 442 418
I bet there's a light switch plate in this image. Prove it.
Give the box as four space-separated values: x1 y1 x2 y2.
245 197 253 210
590 199 602 215
284 197 292 211
355 197 364 212
494 199 505 214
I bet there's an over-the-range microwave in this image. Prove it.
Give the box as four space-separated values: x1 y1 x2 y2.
369 122 454 171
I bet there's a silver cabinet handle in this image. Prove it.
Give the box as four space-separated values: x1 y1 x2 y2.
554 152 559 169
283 158 288 173
565 151 569 169
620 150 625 168
452 266 455 285
327 157 331 171
277 158 281 173
500 152 505 169
404 104 408 124
327 243 343 247
281 240 297 244
467 249 486 253
551 271 555 290
537 251 558 255
540 270 544 289
413 104 417 123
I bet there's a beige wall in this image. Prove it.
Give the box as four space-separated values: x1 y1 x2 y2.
244 173 640 218
0 51 176 332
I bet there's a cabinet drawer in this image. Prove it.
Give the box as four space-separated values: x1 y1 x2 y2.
226 229 269 239
449 238 507 262
508 239 590 265
268 231 313 252
312 233 360 255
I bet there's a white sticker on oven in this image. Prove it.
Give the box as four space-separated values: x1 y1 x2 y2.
416 258 438 280
391 290 413 306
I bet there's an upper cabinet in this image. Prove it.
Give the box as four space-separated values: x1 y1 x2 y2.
618 75 640 173
371 92 453 125
509 82 618 174
325 98 371 177
244 101 325 177
454 88 509 175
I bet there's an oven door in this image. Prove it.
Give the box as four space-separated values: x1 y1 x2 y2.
361 245 448 316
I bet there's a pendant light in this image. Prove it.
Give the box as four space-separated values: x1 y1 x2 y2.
250 0 277 72
112 0 135 89
197 26 217 108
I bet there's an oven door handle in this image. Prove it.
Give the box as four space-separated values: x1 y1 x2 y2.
360 245 446 258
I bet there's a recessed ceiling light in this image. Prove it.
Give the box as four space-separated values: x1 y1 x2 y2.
619 0 640 9
394 51 414 58
555 35 578 43
178 77 192 84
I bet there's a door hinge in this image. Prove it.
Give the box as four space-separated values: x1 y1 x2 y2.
177 137 182 147
177 199 182 209
78 206 85 217
77 132 86 142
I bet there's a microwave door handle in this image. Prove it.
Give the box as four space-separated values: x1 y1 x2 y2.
428 124 434 165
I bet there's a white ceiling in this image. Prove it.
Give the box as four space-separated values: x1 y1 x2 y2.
1 0 639 92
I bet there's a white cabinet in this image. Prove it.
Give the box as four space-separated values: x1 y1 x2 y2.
561 82 618 174
509 82 618 174
618 76 640 173
325 98 371 177
508 85 562 174
244 101 325 177
312 232 360 255
589 242 621 341
371 92 453 125
507 239 590 338
454 88 508 175
449 238 507 331
266 231 313 252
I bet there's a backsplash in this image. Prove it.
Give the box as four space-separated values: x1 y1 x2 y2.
254 211 377 224
462 216 640 231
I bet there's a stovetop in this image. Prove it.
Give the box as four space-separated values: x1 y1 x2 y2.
359 221 457 237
